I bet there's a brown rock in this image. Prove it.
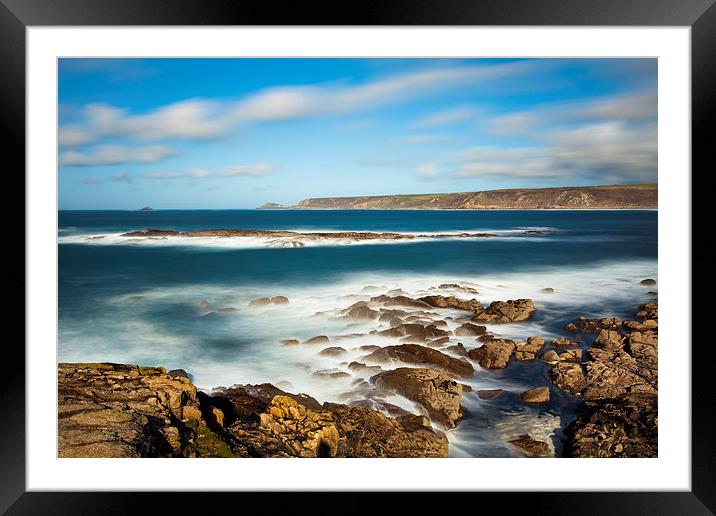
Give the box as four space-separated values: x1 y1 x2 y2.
515 336 545 360
563 323 578 333
319 347 348 357
270 296 289 304
551 362 587 394
467 340 516 369
217 307 238 313
520 386 550 404
541 350 561 363
477 389 505 400
343 302 380 320
454 322 487 336
473 299 535 324
362 344 474 377
509 434 550 457
304 335 330 345
280 339 300 346
248 297 272 308
640 278 657 286
370 295 431 308
371 368 463 428
418 295 482 312
552 337 577 347
593 329 624 351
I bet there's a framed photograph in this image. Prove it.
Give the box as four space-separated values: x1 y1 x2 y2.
7 0 710 511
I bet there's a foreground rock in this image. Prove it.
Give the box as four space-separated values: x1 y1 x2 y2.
509 434 551 457
58 363 232 458
362 344 474 377
473 299 535 323
566 393 657 457
59 363 449 458
556 303 658 458
371 368 463 428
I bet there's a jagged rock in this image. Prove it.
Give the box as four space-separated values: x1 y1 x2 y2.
454 322 487 336
362 344 474 377
58 363 233 458
576 316 621 333
371 368 463 428
418 295 482 312
623 319 658 332
248 297 272 308
515 336 545 360
566 393 657 457
563 323 578 333
168 369 189 379
552 362 587 394
559 348 582 362
473 299 535 323
325 405 448 457
426 336 450 348
593 329 624 350
509 434 550 457
370 295 431 308
467 340 516 369
521 386 550 404
552 337 577 347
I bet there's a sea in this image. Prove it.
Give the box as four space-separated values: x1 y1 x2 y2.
58 209 657 457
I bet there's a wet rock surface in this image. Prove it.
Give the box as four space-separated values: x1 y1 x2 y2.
472 299 535 323
362 344 474 377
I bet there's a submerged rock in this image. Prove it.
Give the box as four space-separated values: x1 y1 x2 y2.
319 347 347 357
477 389 506 400
248 298 272 308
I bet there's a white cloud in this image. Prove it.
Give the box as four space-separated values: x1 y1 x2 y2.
488 90 657 136
413 106 477 128
60 145 175 166
221 164 273 177
59 61 534 148
418 121 657 184
186 168 211 178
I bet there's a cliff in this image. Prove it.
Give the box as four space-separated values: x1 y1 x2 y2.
259 184 657 210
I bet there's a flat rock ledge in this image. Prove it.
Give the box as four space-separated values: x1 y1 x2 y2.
58 363 448 458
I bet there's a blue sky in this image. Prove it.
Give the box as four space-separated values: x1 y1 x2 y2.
58 58 657 209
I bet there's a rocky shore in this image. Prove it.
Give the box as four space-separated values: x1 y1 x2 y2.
59 288 658 458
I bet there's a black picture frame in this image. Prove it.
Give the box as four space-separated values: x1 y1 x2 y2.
4 0 710 513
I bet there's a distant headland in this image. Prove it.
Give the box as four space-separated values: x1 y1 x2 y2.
259 184 657 210
139 206 154 211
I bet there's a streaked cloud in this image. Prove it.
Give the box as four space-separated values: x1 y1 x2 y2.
221 164 273 177
60 145 175 167
110 172 131 183
81 176 102 185
413 105 477 128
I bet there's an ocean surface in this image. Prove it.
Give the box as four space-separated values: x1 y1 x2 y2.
58 209 657 457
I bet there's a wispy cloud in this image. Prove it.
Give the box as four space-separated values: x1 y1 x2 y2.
418 121 657 184
60 145 175 167
221 164 273 177
81 176 102 185
59 61 534 150
413 105 477 128
144 168 212 180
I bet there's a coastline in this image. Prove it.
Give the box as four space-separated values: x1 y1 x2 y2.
58 295 658 458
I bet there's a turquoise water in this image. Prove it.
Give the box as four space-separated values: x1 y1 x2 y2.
58 209 657 457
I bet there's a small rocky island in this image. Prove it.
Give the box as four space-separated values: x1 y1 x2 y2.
139 206 154 211
58 292 658 458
